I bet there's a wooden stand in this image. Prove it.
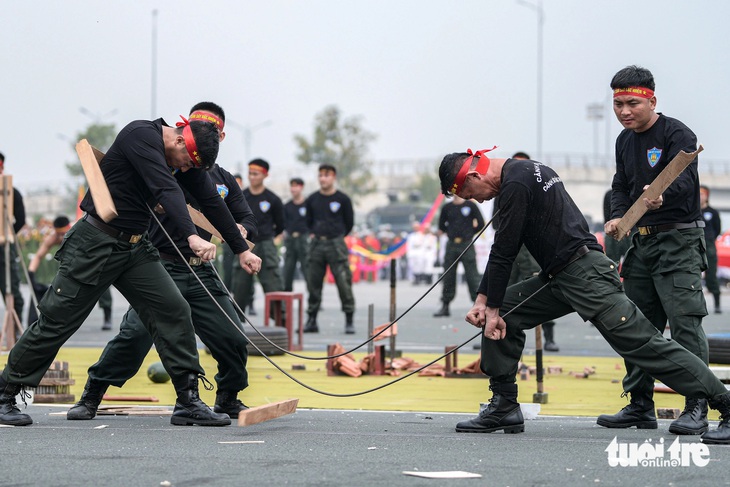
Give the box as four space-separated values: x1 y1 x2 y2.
0 175 22 351
34 361 76 403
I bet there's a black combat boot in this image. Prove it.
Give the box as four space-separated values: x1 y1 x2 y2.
669 398 708 435
596 391 657 429
0 377 32 426
455 383 524 434
701 392 730 444
214 390 249 419
543 322 559 352
345 312 355 334
433 303 450 317
303 312 319 333
170 374 231 426
101 307 112 330
67 378 110 420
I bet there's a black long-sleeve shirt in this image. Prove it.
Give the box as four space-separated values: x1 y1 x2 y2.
437 200 484 240
479 158 602 308
702 205 722 242
610 114 700 226
151 164 257 258
283 200 309 234
79 119 246 254
305 190 354 238
245 187 284 242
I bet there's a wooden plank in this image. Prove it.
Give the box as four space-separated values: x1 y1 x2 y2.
102 395 159 402
187 204 255 250
614 145 703 240
75 139 118 222
237 398 298 426
0 175 15 244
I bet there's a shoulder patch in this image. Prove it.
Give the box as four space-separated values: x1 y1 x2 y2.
647 147 662 168
216 184 229 199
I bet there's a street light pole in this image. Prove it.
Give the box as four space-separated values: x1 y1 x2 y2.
227 120 273 175
517 0 544 160
151 9 158 119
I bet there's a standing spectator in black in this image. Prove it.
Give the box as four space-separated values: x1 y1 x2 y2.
0 153 25 328
601 65 709 436
700 184 722 314
304 164 355 334
282 178 309 291
0 152 25 326
232 159 284 313
433 195 484 317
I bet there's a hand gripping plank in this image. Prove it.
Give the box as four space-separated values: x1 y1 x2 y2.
75 139 118 222
614 145 703 241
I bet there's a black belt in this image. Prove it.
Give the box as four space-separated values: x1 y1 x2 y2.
637 221 705 236
83 214 143 244
158 252 204 266
290 232 301 238
453 237 463 244
317 235 342 241
548 245 590 278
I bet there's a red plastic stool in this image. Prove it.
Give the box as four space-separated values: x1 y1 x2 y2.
264 292 304 351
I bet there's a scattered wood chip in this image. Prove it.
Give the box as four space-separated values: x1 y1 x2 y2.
403 471 482 479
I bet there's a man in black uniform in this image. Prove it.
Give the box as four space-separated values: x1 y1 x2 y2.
304 164 356 334
700 184 722 314
282 177 309 292
232 159 284 313
0 152 26 325
600 65 710 436
0 116 233 427
439 148 730 444
432 195 484 318
66 103 262 421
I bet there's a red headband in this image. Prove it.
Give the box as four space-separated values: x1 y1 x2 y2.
248 164 268 175
613 86 654 99
189 110 224 131
177 116 202 167
450 147 496 194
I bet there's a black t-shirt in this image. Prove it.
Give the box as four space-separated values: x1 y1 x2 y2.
438 201 484 240
480 158 603 308
245 188 284 242
702 205 722 242
610 114 700 226
284 200 309 234
305 190 353 238
151 164 257 257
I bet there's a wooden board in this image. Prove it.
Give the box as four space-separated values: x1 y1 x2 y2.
0 175 15 244
614 145 703 240
102 395 159 402
76 139 118 222
237 398 298 426
187 204 255 250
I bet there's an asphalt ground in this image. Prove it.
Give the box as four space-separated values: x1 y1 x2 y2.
3 275 730 486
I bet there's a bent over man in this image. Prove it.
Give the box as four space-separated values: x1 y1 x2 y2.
0 116 235 427
439 148 730 444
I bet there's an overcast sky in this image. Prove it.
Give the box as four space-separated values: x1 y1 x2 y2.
2 0 729 194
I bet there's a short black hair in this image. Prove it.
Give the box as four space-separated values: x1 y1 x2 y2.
186 122 220 170
249 158 270 172
233 173 242 180
53 216 70 228
512 151 530 160
290 177 304 186
189 101 225 122
610 65 655 91
318 164 336 175
0 152 4 163
438 152 469 196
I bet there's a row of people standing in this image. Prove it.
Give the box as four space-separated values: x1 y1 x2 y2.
225 160 357 335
